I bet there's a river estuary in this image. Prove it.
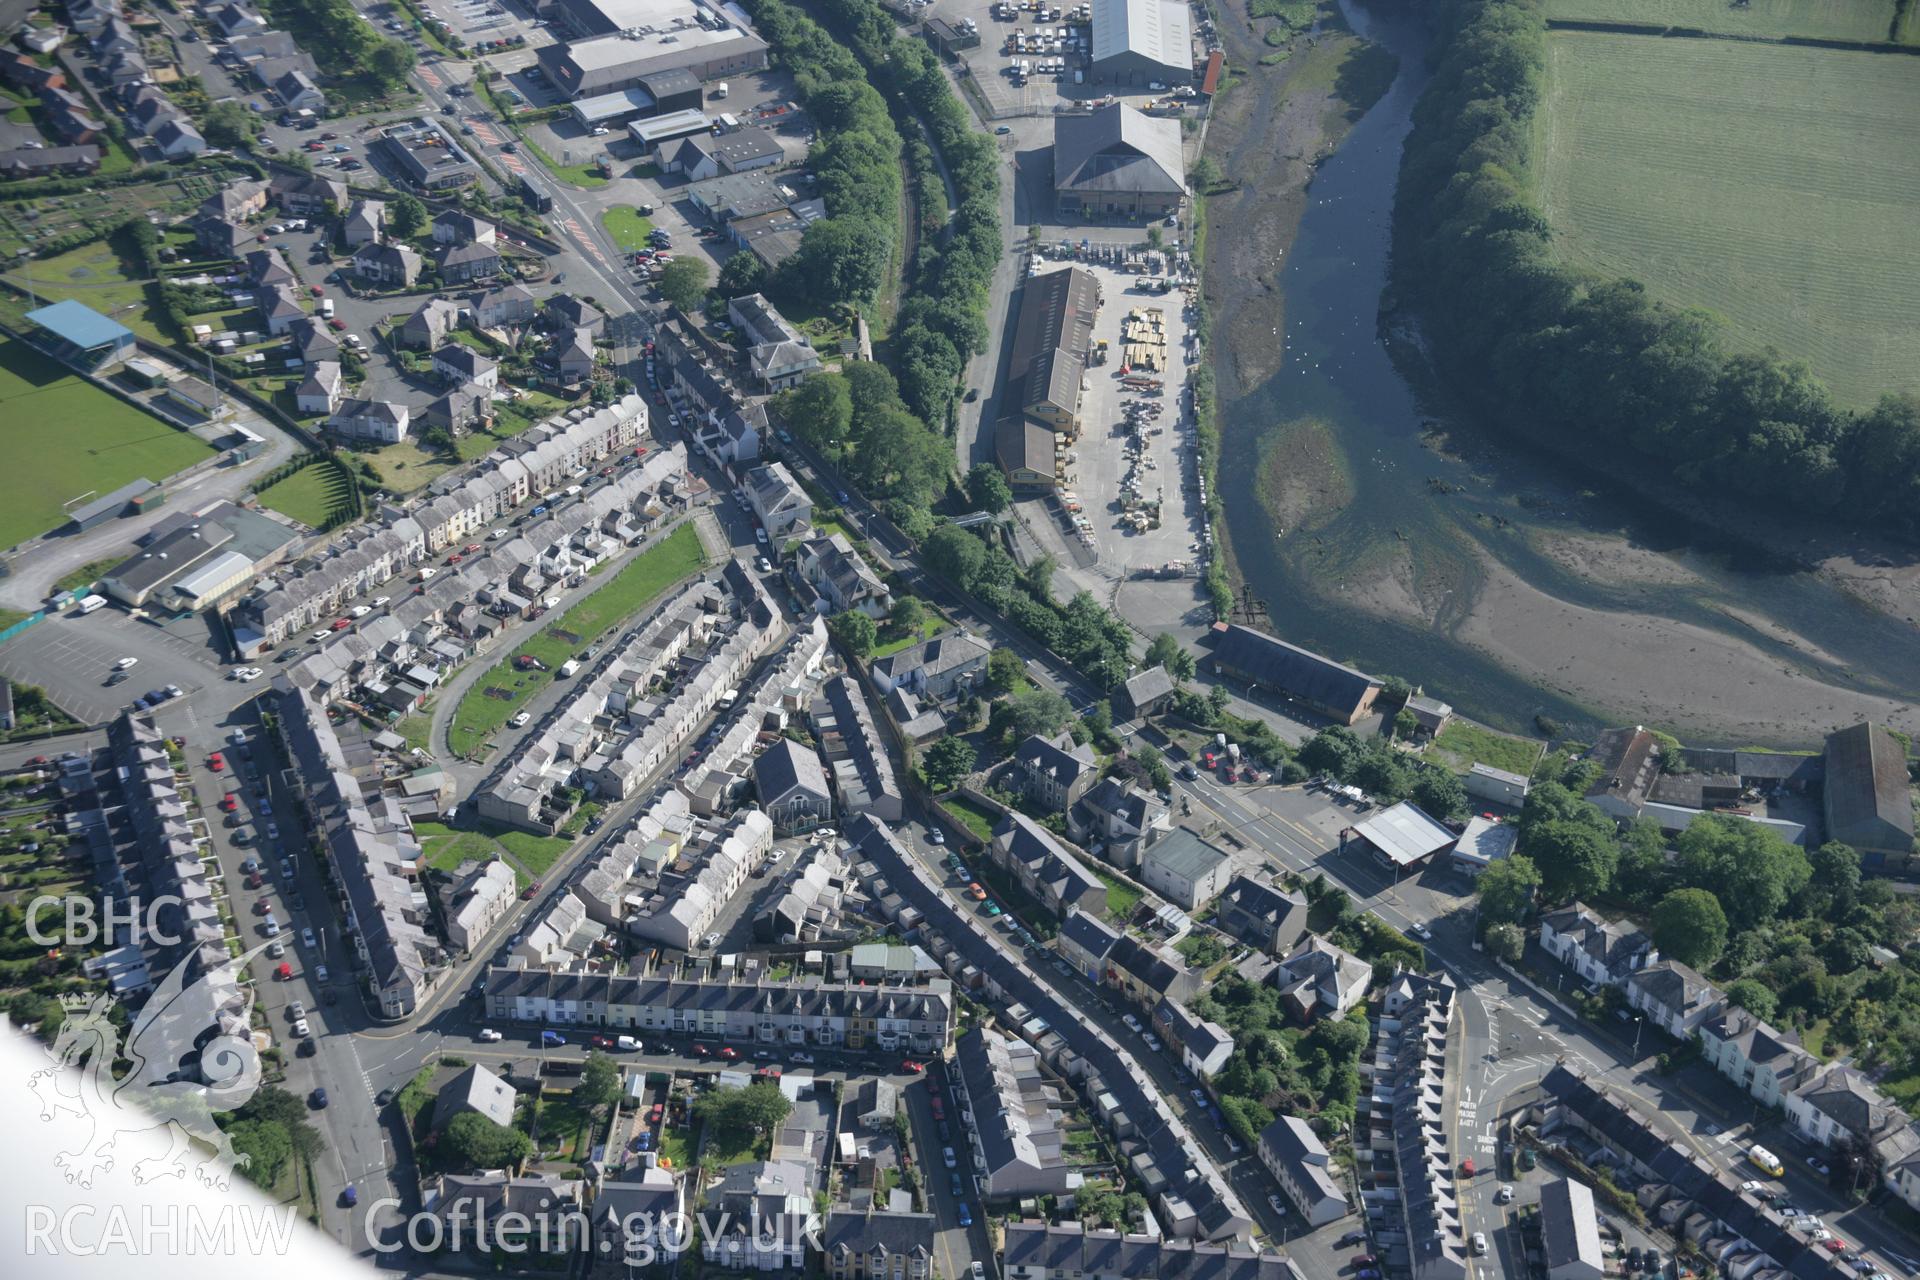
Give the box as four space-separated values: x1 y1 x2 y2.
1211 0 1920 745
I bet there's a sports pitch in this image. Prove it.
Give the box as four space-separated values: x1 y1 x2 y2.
0 340 214 549
1535 31 1920 406
1543 0 1906 43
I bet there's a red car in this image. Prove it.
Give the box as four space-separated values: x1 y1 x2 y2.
1353 1257 1376 1268
328 317 345 331
755 1065 782 1079
309 285 323 298
901 1060 925 1073
27 755 47 766
1822 1240 1847 1254
208 753 225 771
464 543 481 554
591 1035 615 1049
330 618 351 630
719 1046 738 1060
276 962 293 981
219 794 238 812
246 872 264 890
599 467 613 476
447 553 463 565
692 1043 711 1058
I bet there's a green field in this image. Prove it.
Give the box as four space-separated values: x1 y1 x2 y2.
0 340 214 548
414 822 570 887
1544 0 1903 41
0 241 164 341
446 523 708 757
256 461 354 528
599 206 655 252
1535 32 1920 406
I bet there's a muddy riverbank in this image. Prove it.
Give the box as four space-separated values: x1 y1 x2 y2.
1203 0 1920 746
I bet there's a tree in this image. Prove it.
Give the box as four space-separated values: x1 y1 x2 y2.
965 463 1012 514
1673 813 1811 929
986 646 1025 695
389 194 428 239
658 256 711 313
367 37 417 90
227 1118 291 1187
1484 922 1525 963
924 525 986 587
1809 841 1863 913
693 1082 792 1143
1134 744 1171 791
1529 819 1619 904
1411 767 1468 822
1476 854 1541 925
1725 977 1777 1023
576 1050 621 1114
790 217 889 304
1206 683 1231 716
827 610 877 658
889 595 928 636
778 372 853 450
1650 888 1728 968
719 250 766 298
442 1112 533 1170
203 100 258 148
237 1087 324 1161
420 425 454 451
997 688 1073 742
1145 632 1195 681
1393 708 1419 740
922 736 975 793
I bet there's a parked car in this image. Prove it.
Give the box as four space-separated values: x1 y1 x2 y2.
540 1030 567 1047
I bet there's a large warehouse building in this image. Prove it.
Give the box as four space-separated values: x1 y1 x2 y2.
1054 102 1188 218
538 0 768 98
994 266 1101 493
1090 0 1194 86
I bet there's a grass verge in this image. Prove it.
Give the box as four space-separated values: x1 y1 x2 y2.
446 523 707 757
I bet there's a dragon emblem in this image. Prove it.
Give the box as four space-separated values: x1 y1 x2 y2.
27 942 272 1190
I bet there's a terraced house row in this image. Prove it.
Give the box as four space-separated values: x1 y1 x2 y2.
235 396 654 647
480 969 954 1053
476 560 786 831
275 684 445 1020
1543 905 1920 1213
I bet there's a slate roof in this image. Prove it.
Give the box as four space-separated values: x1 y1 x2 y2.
1055 103 1188 196
753 737 830 806
1825 721 1914 853
1204 623 1381 720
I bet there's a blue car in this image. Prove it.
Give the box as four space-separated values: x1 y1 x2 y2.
541 1030 567 1047
957 1205 973 1227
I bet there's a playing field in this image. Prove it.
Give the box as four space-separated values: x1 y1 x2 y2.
256 460 354 528
1544 0 1903 42
1535 31 1920 406
0 340 214 549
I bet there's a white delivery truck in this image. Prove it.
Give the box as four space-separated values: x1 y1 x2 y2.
75 594 107 615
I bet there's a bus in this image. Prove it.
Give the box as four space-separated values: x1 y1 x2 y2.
1748 1144 1784 1178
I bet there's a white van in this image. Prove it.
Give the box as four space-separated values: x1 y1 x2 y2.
615 1035 642 1051
320 297 334 319
75 594 107 615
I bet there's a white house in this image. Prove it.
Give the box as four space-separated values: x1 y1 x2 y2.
294 360 344 416
1538 901 1655 989
1256 1115 1347 1227
1139 827 1233 911
328 398 411 445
